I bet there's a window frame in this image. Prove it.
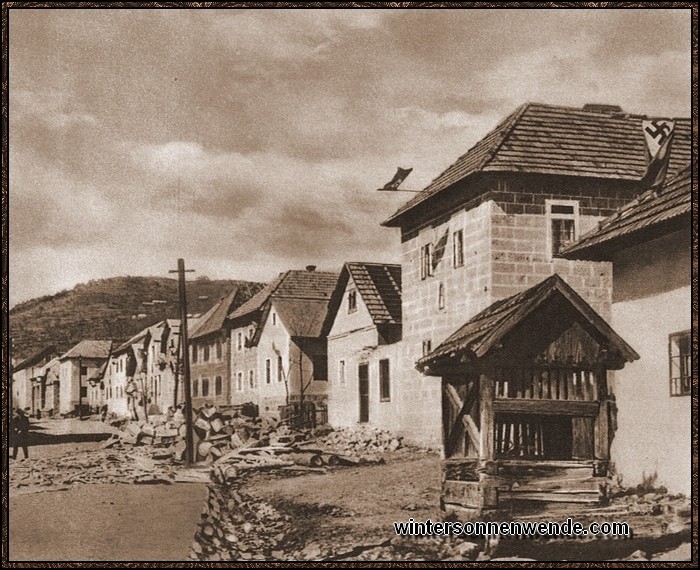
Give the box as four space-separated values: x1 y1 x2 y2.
379 359 391 402
546 199 579 259
348 289 357 313
265 358 271 384
453 229 464 268
438 282 445 310
669 330 691 397
420 243 434 279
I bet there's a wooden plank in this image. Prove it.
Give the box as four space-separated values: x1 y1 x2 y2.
494 399 598 416
443 480 481 509
572 416 595 460
498 491 601 504
479 372 495 461
445 383 480 456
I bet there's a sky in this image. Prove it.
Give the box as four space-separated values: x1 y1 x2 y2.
8 7 692 307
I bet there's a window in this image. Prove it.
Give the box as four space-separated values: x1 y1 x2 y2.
203 344 210 362
215 376 222 396
272 312 277 326
312 353 328 381
338 360 346 386
237 332 243 351
80 366 88 376
215 340 222 361
453 230 464 268
422 339 432 356
278 355 284 383
193 378 199 397
266 359 271 384
348 290 357 313
201 378 210 397
421 243 433 279
249 370 255 389
379 359 391 401
546 200 579 257
438 282 445 310
192 345 198 363
80 386 88 398
669 331 691 396
237 372 243 391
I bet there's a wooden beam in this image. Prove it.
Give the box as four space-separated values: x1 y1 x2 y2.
494 398 599 417
445 383 480 455
480 372 495 462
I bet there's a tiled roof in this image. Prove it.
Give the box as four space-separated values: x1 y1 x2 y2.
113 329 149 354
190 288 239 339
416 274 638 371
60 340 112 360
346 262 402 325
384 102 691 226
562 163 692 259
273 298 332 338
227 270 338 321
13 345 57 372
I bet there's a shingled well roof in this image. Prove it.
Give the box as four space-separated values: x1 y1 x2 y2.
383 102 691 226
416 274 638 371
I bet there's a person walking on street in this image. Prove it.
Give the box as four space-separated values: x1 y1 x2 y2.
11 408 30 460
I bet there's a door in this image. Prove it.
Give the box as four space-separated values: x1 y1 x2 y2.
358 363 369 423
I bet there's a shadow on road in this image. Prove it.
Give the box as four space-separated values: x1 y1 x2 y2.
26 428 113 447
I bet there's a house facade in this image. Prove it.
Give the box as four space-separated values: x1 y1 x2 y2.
189 284 263 408
58 340 112 415
381 102 691 448
11 346 58 414
227 267 338 417
327 262 403 430
563 164 692 496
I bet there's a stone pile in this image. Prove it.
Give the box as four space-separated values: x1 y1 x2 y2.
316 425 404 459
190 465 292 561
9 444 178 492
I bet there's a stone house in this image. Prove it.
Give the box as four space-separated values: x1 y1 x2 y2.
11 346 58 414
563 163 692 496
189 284 263 408
380 102 691 448
326 262 403 429
58 340 112 415
227 267 338 417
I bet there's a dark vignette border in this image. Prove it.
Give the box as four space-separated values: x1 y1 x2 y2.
0 2 697 568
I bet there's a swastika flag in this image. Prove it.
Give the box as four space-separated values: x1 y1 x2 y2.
641 120 675 189
378 167 413 191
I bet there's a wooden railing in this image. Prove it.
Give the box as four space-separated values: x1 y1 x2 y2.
494 367 599 401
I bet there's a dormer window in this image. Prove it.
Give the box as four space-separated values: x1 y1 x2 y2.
348 290 357 313
547 200 579 257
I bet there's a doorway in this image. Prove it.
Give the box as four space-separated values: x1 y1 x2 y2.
358 363 369 423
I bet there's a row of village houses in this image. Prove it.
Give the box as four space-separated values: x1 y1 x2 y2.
11 102 692 500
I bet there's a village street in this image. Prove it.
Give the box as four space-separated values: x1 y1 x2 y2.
7 416 693 562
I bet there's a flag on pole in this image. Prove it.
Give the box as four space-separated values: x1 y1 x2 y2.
378 167 413 191
640 119 675 189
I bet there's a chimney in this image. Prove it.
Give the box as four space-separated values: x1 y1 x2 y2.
582 104 623 115
305 265 317 272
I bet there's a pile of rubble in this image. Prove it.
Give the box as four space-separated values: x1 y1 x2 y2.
316 425 405 459
113 407 406 469
9 445 180 492
190 465 292 561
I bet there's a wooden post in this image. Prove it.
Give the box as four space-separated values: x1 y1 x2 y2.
479 369 498 510
594 368 610 462
170 259 195 465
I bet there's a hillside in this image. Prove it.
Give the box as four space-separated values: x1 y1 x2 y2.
10 276 265 362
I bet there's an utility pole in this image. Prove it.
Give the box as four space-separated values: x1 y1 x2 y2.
78 356 83 420
170 259 195 465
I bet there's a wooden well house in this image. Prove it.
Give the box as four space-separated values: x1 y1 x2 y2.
417 275 639 517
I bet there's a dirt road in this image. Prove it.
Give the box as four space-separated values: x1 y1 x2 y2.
9 483 207 561
244 453 443 551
